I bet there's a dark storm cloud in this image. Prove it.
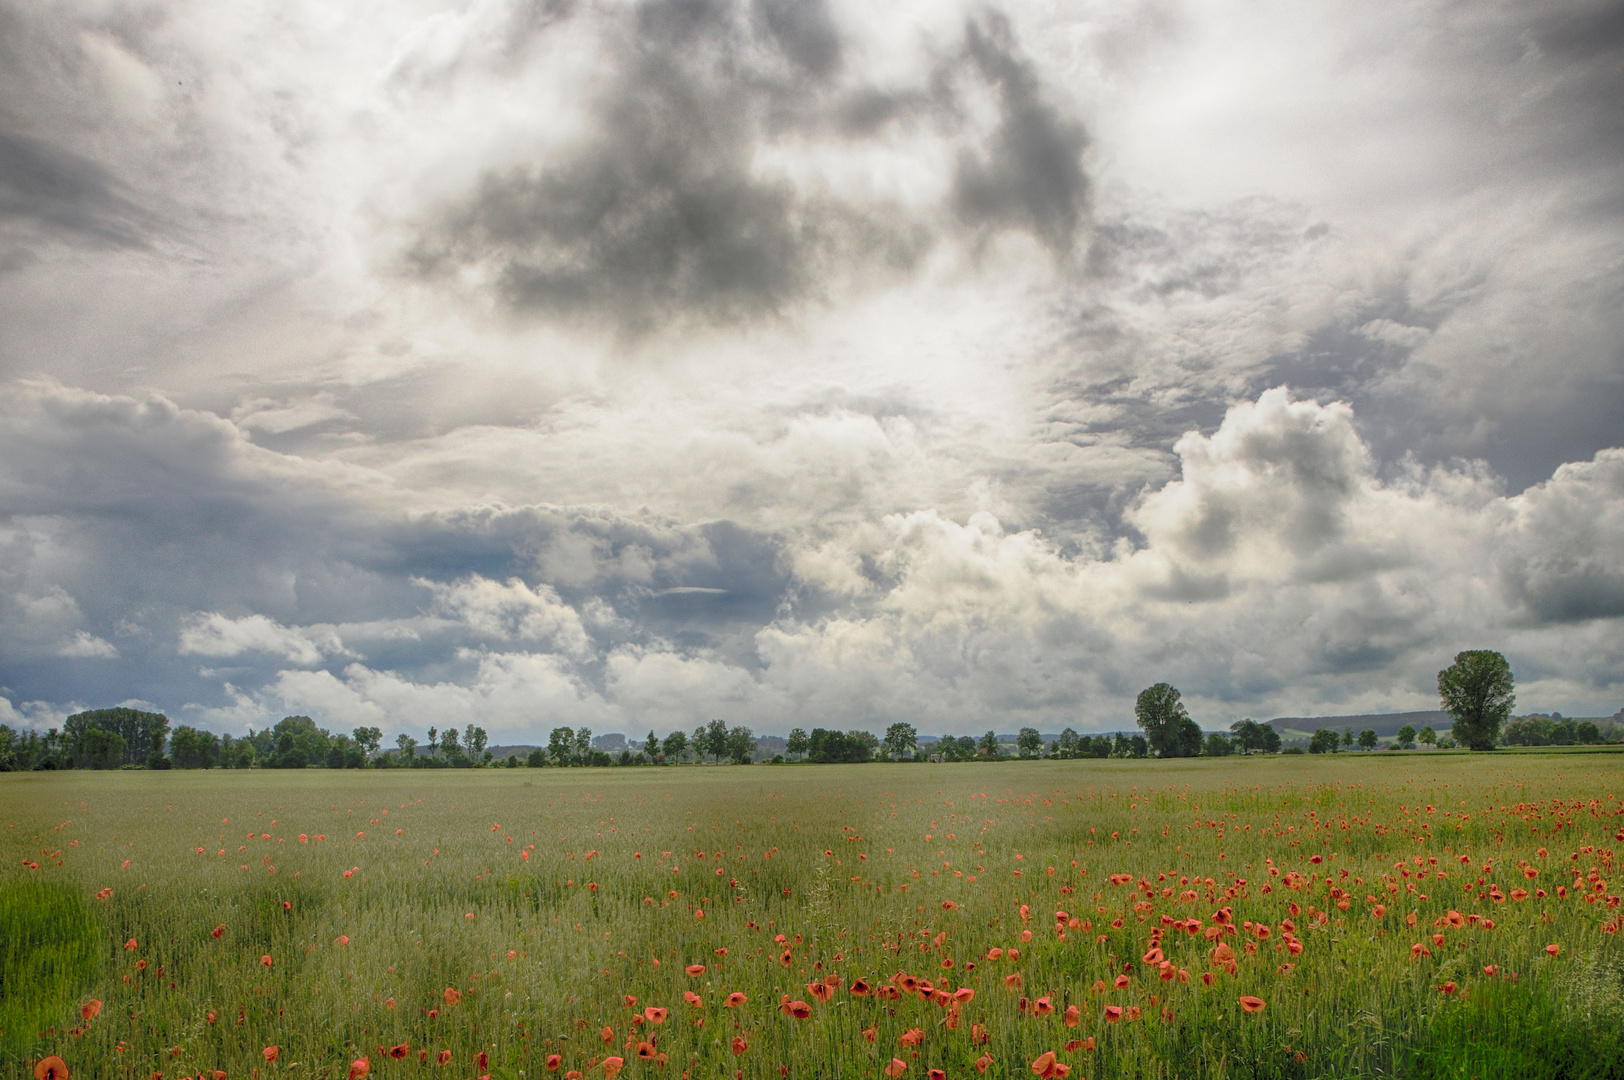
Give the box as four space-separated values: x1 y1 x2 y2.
0 131 151 253
410 0 1091 332
950 11 1089 251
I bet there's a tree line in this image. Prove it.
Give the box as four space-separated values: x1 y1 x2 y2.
0 650 1610 773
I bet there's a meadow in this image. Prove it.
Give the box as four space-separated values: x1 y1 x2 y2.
3 753 1622 1080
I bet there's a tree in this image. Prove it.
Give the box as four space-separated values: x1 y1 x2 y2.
1134 684 1196 758
352 727 383 759
806 729 874 763
395 733 418 763
977 731 999 758
526 747 548 767
1016 728 1043 759
644 730 659 760
64 707 169 768
1203 732 1233 757
77 728 126 769
883 723 919 761
465 725 487 759
265 716 331 769
1394 725 1417 749
786 728 809 760
169 726 221 769
726 726 755 763
325 734 365 769
1341 728 1354 750
1438 650 1515 751
1309 729 1339 754
662 729 689 763
692 719 729 763
1417 726 1436 748
1358 729 1378 751
573 727 592 763
941 736 977 762
1053 728 1080 759
549 726 574 766
441 726 462 756
426 727 440 756
1576 720 1601 744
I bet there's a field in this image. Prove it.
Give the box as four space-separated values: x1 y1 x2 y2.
4 754 1623 1080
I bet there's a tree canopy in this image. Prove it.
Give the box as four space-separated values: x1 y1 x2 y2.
1438 650 1515 751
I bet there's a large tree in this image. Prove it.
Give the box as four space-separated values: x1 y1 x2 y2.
883 723 918 761
1438 650 1515 751
1135 684 1202 758
785 728 808 760
64 707 169 768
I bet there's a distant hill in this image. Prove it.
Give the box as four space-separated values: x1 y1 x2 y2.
1268 711 1447 741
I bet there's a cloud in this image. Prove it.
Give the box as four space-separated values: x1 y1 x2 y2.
178 613 348 666
406 0 1090 333
422 574 593 658
56 631 119 658
1498 448 1624 624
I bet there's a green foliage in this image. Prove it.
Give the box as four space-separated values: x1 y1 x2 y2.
1203 731 1234 756
1438 649 1515 750
1016 727 1043 758
64 707 169 768
883 722 919 761
1358 728 1379 751
806 728 874 763
1309 728 1340 754
785 727 808 760
1395 724 1417 749
1135 683 1201 757
169 725 221 768
1403 970 1624 1080
0 881 101 1056
1230 719 1282 755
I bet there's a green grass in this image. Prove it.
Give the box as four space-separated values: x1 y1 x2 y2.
1 755 1621 1078
0 879 102 1058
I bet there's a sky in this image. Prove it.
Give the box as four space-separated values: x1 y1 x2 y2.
2 0 1622 743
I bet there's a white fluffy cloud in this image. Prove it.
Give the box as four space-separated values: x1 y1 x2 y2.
179 613 348 666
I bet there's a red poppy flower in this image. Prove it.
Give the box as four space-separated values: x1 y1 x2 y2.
1063 1004 1080 1027
1239 996 1266 1013
724 992 747 1008
603 1057 625 1080
437 1050 451 1066
348 1060 370 1080
807 982 834 1003
81 1000 102 1021
264 1046 281 1063
929 1071 947 1080
211 925 225 939
862 1027 878 1043
1104 1006 1123 1023
546 1054 562 1071
636 1042 658 1060
34 1058 69 1080
261 955 273 967
686 964 706 976
1033 996 1054 1015
1029 1051 1071 1078
975 1054 993 1074
781 999 812 1019
849 978 872 997
388 1043 409 1059
644 1007 668 1024
444 987 462 1005
884 1059 907 1078
731 1036 748 1056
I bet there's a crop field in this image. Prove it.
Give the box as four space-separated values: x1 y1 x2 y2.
4 754 1623 1080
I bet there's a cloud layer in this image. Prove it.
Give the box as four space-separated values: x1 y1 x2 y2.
1 0 1621 738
